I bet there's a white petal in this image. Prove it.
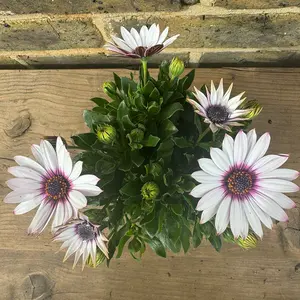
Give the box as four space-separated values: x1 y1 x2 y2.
245 132 270 166
157 26 168 44
209 123 219 133
121 26 137 48
259 168 299 180
190 183 221 199
82 241 92 270
69 161 83 181
221 83 233 104
146 23 157 47
130 28 142 46
216 79 224 104
6 178 41 191
222 134 234 165
253 154 289 174
240 204 249 239
4 190 40 203
14 194 43 215
252 193 288 222
200 205 219 224
163 34 179 47
233 130 248 165
73 174 99 186
73 246 84 269
8 166 42 181
111 36 133 51
243 200 263 238
198 158 224 176
215 195 232 234
258 179 299 193
230 109 251 119
68 190 87 209
210 81 217 105
249 198 273 229
64 200 76 224
31 144 46 168
52 201 65 230
196 187 225 211
210 148 230 171
227 93 244 110
64 237 82 262
90 240 97 267
96 236 109 258
194 87 209 109
73 184 102 197
140 25 148 46
230 200 243 239
191 170 221 183
14 155 46 175
40 140 58 172
28 201 56 235
56 137 73 177
247 129 257 155
259 188 296 209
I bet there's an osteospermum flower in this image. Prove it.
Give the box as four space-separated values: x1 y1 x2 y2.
104 24 179 58
190 129 299 239
4 137 102 235
188 79 252 133
54 214 108 270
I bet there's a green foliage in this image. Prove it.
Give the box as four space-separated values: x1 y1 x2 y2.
72 59 239 264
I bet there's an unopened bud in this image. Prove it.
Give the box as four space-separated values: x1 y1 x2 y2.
96 124 117 144
141 182 160 200
169 57 185 78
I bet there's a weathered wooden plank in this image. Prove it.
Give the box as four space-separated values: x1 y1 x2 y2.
0 68 300 300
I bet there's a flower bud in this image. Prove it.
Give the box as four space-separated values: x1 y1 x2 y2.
96 124 117 144
141 182 160 200
103 81 117 99
237 233 258 250
130 128 144 143
86 250 106 268
239 100 263 119
169 57 185 79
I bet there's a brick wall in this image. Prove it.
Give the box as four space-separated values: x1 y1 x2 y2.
0 1 300 68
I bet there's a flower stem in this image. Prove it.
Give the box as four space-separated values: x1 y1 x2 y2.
141 58 148 86
196 126 211 144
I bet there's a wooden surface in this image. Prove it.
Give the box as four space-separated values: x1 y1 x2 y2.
1 68 300 300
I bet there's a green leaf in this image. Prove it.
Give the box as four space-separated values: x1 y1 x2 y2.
120 181 141 197
95 159 116 175
183 69 195 90
122 115 135 130
148 101 161 115
113 73 122 90
143 81 156 96
71 133 97 150
134 95 146 110
181 225 191 253
145 237 166 258
166 214 181 244
128 238 141 253
143 135 160 147
121 77 137 94
83 110 112 129
201 221 215 238
171 204 183 216
144 216 159 238
116 235 131 258
194 112 202 133
159 103 184 121
91 97 108 107
173 137 193 148
159 119 178 140
192 222 203 248
157 139 174 161
209 234 222 252
149 88 160 101
140 209 156 225
131 150 144 167
117 101 129 127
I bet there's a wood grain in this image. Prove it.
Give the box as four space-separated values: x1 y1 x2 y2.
1 68 300 300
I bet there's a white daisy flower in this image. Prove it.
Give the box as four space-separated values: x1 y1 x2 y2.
190 129 299 239
54 214 109 270
4 137 102 235
188 79 253 133
104 23 180 58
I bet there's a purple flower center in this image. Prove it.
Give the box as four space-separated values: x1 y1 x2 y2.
206 105 229 124
77 223 95 241
44 174 70 201
225 170 254 196
133 45 164 57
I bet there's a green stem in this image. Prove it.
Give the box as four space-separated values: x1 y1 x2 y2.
67 145 82 150
196 126 211 144
141 58 148 86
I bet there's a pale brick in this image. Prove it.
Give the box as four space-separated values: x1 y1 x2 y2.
214 0 300 9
